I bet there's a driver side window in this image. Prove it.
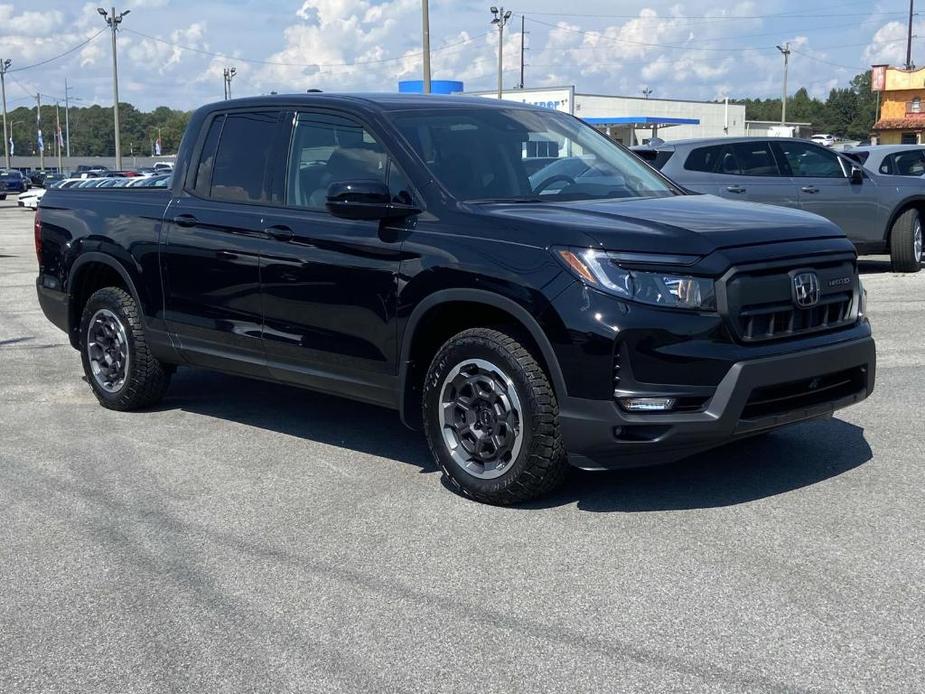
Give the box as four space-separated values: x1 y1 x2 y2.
287 112 388 209
776 141 845 178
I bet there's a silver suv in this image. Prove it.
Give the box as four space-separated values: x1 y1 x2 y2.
634 137 923 272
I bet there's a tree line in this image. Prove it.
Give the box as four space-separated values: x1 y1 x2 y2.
2 70 880 158
4 102 190 159
732 71 879 141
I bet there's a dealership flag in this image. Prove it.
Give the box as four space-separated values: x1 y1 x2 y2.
8 137 12 156
154 136 162 156
37 129 44 152
56 126 64 148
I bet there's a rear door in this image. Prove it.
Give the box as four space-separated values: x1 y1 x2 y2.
771 140 882 244
161 110 289 377
674 142 798 207
257 110 412 406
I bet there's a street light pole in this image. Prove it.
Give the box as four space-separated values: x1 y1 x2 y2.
776 43 791 126
0 58 10 170
99 6 130 170
422 0 432 94
223 66 237 100
490 6 512 100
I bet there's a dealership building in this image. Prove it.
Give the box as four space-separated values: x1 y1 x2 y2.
461 85 747 145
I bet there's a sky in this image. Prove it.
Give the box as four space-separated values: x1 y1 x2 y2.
0 0 915 112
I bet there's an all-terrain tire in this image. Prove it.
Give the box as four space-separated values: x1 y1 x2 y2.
889 208 923 273
79 287 172 410
423 327 569 505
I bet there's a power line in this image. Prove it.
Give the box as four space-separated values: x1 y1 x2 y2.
122 28 493 69
9 30 105 73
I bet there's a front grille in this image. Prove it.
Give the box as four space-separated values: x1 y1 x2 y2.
742 367 867 420
724 258 858 343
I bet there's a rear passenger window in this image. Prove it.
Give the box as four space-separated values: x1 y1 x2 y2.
731 142 779 176
193 115 223 197
209 112 281 203
684 145 723 173
287 112 387 209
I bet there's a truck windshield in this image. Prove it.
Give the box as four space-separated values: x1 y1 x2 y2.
390 107 675 203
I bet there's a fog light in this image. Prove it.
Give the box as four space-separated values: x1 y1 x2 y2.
619 397 676 412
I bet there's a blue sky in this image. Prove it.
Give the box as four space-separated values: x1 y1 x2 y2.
0 0 913 111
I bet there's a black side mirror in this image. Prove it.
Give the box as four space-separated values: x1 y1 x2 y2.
849 164 864 184
325 180 420 221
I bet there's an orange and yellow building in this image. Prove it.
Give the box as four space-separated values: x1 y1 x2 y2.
872 64 925 144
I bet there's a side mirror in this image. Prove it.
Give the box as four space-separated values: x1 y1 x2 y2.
325 180 420 221
849 164 864 184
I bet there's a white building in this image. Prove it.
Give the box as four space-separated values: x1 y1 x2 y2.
463 86 747 145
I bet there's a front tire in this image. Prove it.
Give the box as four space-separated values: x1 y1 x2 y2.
890 208 923 273
79 287 172 410
423 328 568 505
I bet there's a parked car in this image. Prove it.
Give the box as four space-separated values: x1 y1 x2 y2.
633 137 923 272
844 145 925 177
35 94 875 504
0 170 30 197
811 134 836 148
18 178 79 209
41 173 67 188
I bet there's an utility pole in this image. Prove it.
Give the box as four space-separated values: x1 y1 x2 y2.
422 0 431 93
0 58 10 170
776 42 791 126
36 93 44 171
55 102 63 172
65 78 74 159
906 0 915 69
223 67 237 100
98 6 130 170
519 14 525 88
642 87 653 99
490 6 512 100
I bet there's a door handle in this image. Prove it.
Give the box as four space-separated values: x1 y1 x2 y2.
172 214 198 227
800 186 820 194
264 224 294 242
726 185 746 194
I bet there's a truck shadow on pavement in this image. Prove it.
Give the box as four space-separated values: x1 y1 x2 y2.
159 368 872 513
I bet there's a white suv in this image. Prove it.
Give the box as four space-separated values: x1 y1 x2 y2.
811 133 836 147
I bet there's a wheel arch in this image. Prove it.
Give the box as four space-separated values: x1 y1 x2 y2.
66 253 146 349
884 196 925 244
398 289 567 430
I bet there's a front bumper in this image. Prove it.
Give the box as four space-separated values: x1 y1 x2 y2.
560 335 875 470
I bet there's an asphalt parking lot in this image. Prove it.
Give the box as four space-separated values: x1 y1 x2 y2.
1 196 923 693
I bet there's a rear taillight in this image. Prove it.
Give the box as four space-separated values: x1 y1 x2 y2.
34 210 42 267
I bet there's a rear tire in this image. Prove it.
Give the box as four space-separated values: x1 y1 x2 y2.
79 287 172 411
889 208 923 273
423 327 569 505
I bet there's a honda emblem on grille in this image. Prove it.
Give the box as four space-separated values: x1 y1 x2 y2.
792 271 820 308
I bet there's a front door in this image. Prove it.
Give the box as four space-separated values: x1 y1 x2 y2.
772 140 883 245
258 110 413 407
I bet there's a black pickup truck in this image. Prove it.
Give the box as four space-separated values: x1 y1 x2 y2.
35 93 876 504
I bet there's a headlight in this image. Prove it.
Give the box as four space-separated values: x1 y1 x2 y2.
556 248 716 311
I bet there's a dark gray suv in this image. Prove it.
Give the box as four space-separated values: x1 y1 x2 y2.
635 137 923 272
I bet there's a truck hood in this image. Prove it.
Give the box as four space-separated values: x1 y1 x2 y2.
479 193 845 256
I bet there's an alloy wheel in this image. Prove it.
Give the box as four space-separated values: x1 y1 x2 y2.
438 358 524 480
86 308 130 393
